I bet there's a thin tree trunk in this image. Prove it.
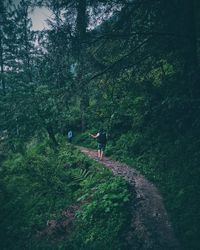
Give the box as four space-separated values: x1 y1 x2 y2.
0 34 5 95
76 0 87 42
76 0 88 131
182 0 198 83
46 126 59 148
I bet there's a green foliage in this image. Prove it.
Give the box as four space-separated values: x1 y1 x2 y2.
0 138 132 249
70 168 92 183
73 131 97 149
1 0 200 249
75 124 200 250
0 140 70 249
73 176 131 250
113 132 144 159
148 60 175 86
111 132 200 250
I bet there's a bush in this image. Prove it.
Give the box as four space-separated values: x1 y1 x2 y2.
112 131 200 250
73 176 132 250
0 138 132 250
73 131 98 149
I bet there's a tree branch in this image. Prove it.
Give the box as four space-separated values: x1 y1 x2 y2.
88 38 150 82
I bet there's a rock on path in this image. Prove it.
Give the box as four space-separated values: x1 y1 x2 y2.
79 146 181 250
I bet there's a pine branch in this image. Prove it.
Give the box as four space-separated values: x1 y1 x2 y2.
88 38 150 82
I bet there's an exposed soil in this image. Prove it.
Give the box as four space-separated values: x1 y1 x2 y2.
79 146 181 250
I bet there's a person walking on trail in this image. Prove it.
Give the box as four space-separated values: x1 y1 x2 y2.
90 129 107 161
67 130 73 143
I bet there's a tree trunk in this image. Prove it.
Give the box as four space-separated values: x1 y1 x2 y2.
76 0 87 42
76 0 88 131
80 93 89 131
0 33 5 95
182 0 199 90
46 126 59 148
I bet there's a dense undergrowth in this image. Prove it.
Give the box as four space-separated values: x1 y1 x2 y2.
75 131 200 250
0 138 132 250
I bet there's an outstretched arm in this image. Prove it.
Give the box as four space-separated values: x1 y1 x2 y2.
90 133 99 139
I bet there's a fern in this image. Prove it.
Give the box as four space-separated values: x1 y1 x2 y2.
70 168 91 183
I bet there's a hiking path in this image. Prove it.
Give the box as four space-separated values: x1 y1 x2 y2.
79 146 180 250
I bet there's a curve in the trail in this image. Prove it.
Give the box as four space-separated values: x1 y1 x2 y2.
79 146 180 250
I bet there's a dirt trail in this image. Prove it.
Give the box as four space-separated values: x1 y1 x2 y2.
79 146 180 250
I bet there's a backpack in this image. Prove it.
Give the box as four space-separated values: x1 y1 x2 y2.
68 131 72 138
97 132 107 144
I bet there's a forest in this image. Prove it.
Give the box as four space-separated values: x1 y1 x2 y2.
0 0 200 249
